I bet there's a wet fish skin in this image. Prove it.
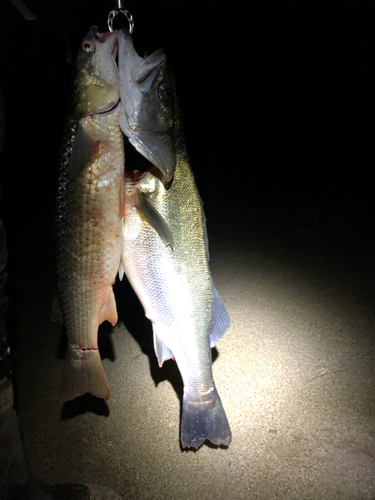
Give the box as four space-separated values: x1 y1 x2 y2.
123 161 231 449
118 29 178 184
56 29 124 401
119 34 231 449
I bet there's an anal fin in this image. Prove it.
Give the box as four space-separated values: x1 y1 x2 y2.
153 329 173 367
99 288 118 326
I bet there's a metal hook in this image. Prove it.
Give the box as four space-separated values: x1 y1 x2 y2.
108 8 134 34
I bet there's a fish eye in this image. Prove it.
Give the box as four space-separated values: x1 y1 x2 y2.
82 40 94 53
158 84 173 101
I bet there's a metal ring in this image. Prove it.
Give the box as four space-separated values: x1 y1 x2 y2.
108 9 134 34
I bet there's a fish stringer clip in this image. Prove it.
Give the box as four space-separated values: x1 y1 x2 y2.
108 0 134 34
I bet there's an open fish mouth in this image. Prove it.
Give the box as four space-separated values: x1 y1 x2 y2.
124 137 173 189
118 28 177 186
125 169 149 187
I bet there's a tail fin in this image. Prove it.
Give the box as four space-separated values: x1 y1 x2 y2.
59 346 110 401
181 387 231 449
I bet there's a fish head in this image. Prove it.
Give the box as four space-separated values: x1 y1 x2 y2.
74 27 119 116
118 29 178 183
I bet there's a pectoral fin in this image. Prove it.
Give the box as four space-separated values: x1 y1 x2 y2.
69 121 100 181
99 289 118 326
136 193 174 249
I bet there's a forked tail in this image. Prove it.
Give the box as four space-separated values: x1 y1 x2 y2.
181 386 231 449
59 346 110 401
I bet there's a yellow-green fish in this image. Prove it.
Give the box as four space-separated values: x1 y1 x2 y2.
56 28 124 401
119 30 231 449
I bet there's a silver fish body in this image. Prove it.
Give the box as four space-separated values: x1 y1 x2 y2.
56 28 124 401
119 31 231 449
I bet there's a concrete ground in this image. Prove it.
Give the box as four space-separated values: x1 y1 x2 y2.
8 184 375 500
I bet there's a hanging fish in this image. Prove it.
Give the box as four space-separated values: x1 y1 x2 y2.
118 33 177 184
118 29 231 449
56 28 124 401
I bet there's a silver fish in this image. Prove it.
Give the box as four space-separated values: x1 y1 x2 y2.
118 30 231 449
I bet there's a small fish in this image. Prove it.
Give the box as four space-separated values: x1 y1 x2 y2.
56 28 124 401
118 30 231 449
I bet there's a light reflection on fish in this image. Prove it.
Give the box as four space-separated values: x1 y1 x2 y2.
118 29 231 449
56 28 124 401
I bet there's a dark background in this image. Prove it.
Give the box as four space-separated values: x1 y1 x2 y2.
0 0 374 287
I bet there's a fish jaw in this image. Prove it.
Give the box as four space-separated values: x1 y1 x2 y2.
74 29 120 116
118 29 176 182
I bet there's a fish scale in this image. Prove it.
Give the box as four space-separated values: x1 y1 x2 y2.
118 28 231 449
123 154 231 449
123 154 230 448
56 29 123 402
57 108 124 401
